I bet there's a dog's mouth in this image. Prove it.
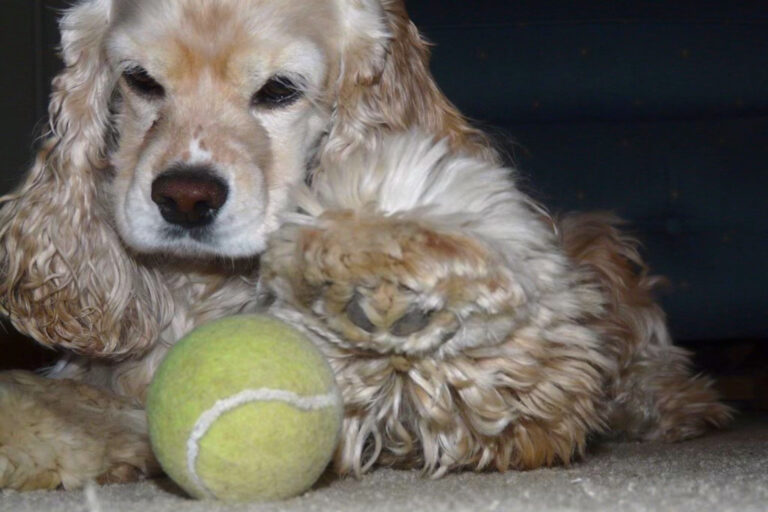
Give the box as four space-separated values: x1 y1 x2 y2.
162 224 215 244
118 209 271 259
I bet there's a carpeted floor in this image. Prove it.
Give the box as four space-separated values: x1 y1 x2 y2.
2 416 767 512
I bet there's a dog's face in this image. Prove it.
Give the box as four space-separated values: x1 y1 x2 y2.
107 0 342 258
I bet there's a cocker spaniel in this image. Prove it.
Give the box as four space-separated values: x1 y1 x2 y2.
0 0 730 491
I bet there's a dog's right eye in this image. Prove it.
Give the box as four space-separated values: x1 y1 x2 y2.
123 67 165 99
251 76 302 108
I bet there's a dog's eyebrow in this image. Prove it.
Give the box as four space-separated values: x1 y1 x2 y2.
267 42 326 84
114 59 151 75
259 71 309 89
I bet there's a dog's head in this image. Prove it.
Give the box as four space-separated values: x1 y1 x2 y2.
0 0 488 356
106 0 390 257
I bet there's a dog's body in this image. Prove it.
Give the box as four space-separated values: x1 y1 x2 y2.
261 133 731 476
0 0 729 490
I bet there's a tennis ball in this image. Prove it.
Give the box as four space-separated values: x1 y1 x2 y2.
146 314 342 502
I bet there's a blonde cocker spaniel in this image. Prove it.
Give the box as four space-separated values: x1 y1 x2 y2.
0 0 730 491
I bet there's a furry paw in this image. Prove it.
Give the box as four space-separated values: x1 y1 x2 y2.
263 211 519 357
263 212 607 474
0 371 159 491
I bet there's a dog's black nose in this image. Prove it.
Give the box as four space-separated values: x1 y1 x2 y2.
151 166 228 228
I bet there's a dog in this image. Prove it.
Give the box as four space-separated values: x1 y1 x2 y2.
0 0 730 490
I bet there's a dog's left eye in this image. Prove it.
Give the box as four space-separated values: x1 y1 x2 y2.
123 67 165 99
252 76 302 108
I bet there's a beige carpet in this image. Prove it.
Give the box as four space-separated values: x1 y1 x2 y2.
2 416 767 512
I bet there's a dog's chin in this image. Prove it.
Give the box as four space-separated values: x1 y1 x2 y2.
113 200 275 259
118 223 268 260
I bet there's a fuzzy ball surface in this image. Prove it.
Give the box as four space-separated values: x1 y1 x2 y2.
147 314 342 502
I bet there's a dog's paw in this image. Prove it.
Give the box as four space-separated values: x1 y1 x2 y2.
263 212 610 475
263 211 521 356
0 371 159 491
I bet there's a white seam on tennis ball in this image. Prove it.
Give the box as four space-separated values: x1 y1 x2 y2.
186 387 340 499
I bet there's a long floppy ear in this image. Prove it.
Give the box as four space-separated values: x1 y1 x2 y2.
0 0 169 357
326 0 495 162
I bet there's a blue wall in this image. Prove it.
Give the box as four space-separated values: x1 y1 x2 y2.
408 1 768 341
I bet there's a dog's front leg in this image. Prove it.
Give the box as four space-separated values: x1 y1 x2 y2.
0 370 159 491
262 212 608 475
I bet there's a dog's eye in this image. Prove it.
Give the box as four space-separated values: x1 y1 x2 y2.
252 76 302 108
123 67 165 99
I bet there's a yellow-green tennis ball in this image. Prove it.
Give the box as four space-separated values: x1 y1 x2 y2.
146 314 342 502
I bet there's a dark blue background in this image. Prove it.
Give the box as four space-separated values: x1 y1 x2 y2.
407 1 768 341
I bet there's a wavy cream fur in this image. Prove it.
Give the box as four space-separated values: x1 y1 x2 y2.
264 134 609 474
262 133 730 476
0 0 729 490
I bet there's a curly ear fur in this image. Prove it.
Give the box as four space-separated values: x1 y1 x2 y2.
0 0 169 357
326 0 495 163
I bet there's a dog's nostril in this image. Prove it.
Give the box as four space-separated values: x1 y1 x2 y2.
151 167 228 228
